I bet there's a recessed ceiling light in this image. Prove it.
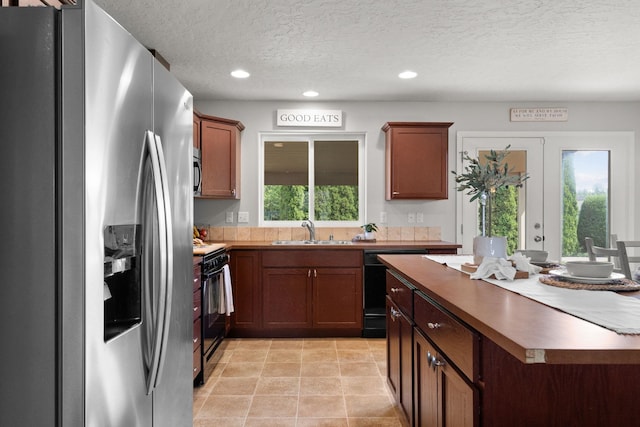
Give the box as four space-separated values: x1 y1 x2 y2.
398 71 417 79
230 69 250 78
303 90 319 97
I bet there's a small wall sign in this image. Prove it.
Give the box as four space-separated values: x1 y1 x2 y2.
510 107 568 122
276 109 343 127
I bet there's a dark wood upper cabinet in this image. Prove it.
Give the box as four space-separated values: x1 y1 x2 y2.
196 113 244 199
383 122 453 200
192 113 201 150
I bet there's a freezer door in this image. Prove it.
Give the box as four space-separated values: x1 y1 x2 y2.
0 7 60 427
150 59 194 427
84 1 154 426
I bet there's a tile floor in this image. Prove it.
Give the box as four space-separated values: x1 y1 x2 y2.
193 337 409 427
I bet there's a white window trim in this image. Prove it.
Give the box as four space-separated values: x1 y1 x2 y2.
258 131 367 227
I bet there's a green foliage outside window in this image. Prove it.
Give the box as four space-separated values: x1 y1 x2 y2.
562 152 580 256
481 186 519 255
264 184 358 221
264 185 308 221
314 185 358 221
577 194 608 251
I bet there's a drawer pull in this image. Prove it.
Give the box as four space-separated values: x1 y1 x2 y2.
427 322 441 329
193 307 198 312
193 367 197 373
390 307 401 320
390 287 400 293
427 352 445 370
193 338 198 343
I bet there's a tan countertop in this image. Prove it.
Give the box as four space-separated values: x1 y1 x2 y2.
201 240 461 251
378 254 640 365
192 242 227 255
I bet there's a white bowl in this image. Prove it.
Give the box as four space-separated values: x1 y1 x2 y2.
515 249 548 262
565 261 614 278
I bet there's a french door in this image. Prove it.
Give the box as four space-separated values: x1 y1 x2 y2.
456 132 635 262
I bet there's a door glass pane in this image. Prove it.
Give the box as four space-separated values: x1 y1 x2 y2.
263 141 309 221
314 140 359 221
561 150 610 258
477 149 527 255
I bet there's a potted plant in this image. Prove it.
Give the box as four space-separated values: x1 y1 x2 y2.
452 145 529 264
361 223 378 240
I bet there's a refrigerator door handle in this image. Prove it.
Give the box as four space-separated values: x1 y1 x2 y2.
152 132 174 390
142 130 170 395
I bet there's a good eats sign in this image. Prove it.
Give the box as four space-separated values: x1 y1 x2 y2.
276 109 343 127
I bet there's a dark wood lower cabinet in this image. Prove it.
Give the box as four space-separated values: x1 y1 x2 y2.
263 268 313 329
313 267 362 329
230 249 363 337
262 267 363 331
414 328 477 427
387 296 414 426
229 250 262 332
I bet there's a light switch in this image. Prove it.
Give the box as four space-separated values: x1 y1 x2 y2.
407 213 415 223
225 211 234 223
417 212 424 223
238 211 249 223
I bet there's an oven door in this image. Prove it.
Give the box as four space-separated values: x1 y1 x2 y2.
202 266 225 361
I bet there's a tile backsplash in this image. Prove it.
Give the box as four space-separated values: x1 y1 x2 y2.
199 226 442 242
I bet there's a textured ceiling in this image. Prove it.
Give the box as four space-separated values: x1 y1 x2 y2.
94 0 640 102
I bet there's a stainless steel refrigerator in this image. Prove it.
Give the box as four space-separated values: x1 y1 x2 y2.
0 1 193 426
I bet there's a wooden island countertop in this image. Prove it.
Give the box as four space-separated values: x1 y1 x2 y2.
378 254 640 365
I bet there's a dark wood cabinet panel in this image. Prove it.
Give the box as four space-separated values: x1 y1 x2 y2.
386 296 414 426
197 113 244 199
193 113 201 150
414 328 477 427
383 122 453 200
230 250 262 331
313 267 362 329
262 268 313 329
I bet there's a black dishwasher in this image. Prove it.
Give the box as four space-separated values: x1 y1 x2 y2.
363 248 429 338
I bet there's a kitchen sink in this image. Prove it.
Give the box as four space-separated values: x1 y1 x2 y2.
272 239 353 245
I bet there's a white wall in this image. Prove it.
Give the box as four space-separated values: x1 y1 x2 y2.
194 100 640 243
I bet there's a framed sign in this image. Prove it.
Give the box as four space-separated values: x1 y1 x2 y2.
276 109 343 127
510 107 568 122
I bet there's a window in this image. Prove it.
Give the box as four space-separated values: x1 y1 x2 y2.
561 150 610 257
259 133 365 226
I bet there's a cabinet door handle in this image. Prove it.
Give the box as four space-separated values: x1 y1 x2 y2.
193 307 198 312
393 191 400 195
427 352 445 370
390 307 401 320
427 322 441 329
313 269 317 278
308 269 311 278
390 287 399 293
432 357 445 368
193 338 198 343
231 188 236 196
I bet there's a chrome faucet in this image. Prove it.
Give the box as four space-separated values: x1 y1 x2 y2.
302 220 316 241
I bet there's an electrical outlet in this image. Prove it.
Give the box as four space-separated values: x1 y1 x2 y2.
380 212 387 223
417 212 424 223
238 211 249 223
407 213 416 223
225 211 234 223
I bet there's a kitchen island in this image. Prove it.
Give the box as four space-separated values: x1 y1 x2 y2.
379 254 640 427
